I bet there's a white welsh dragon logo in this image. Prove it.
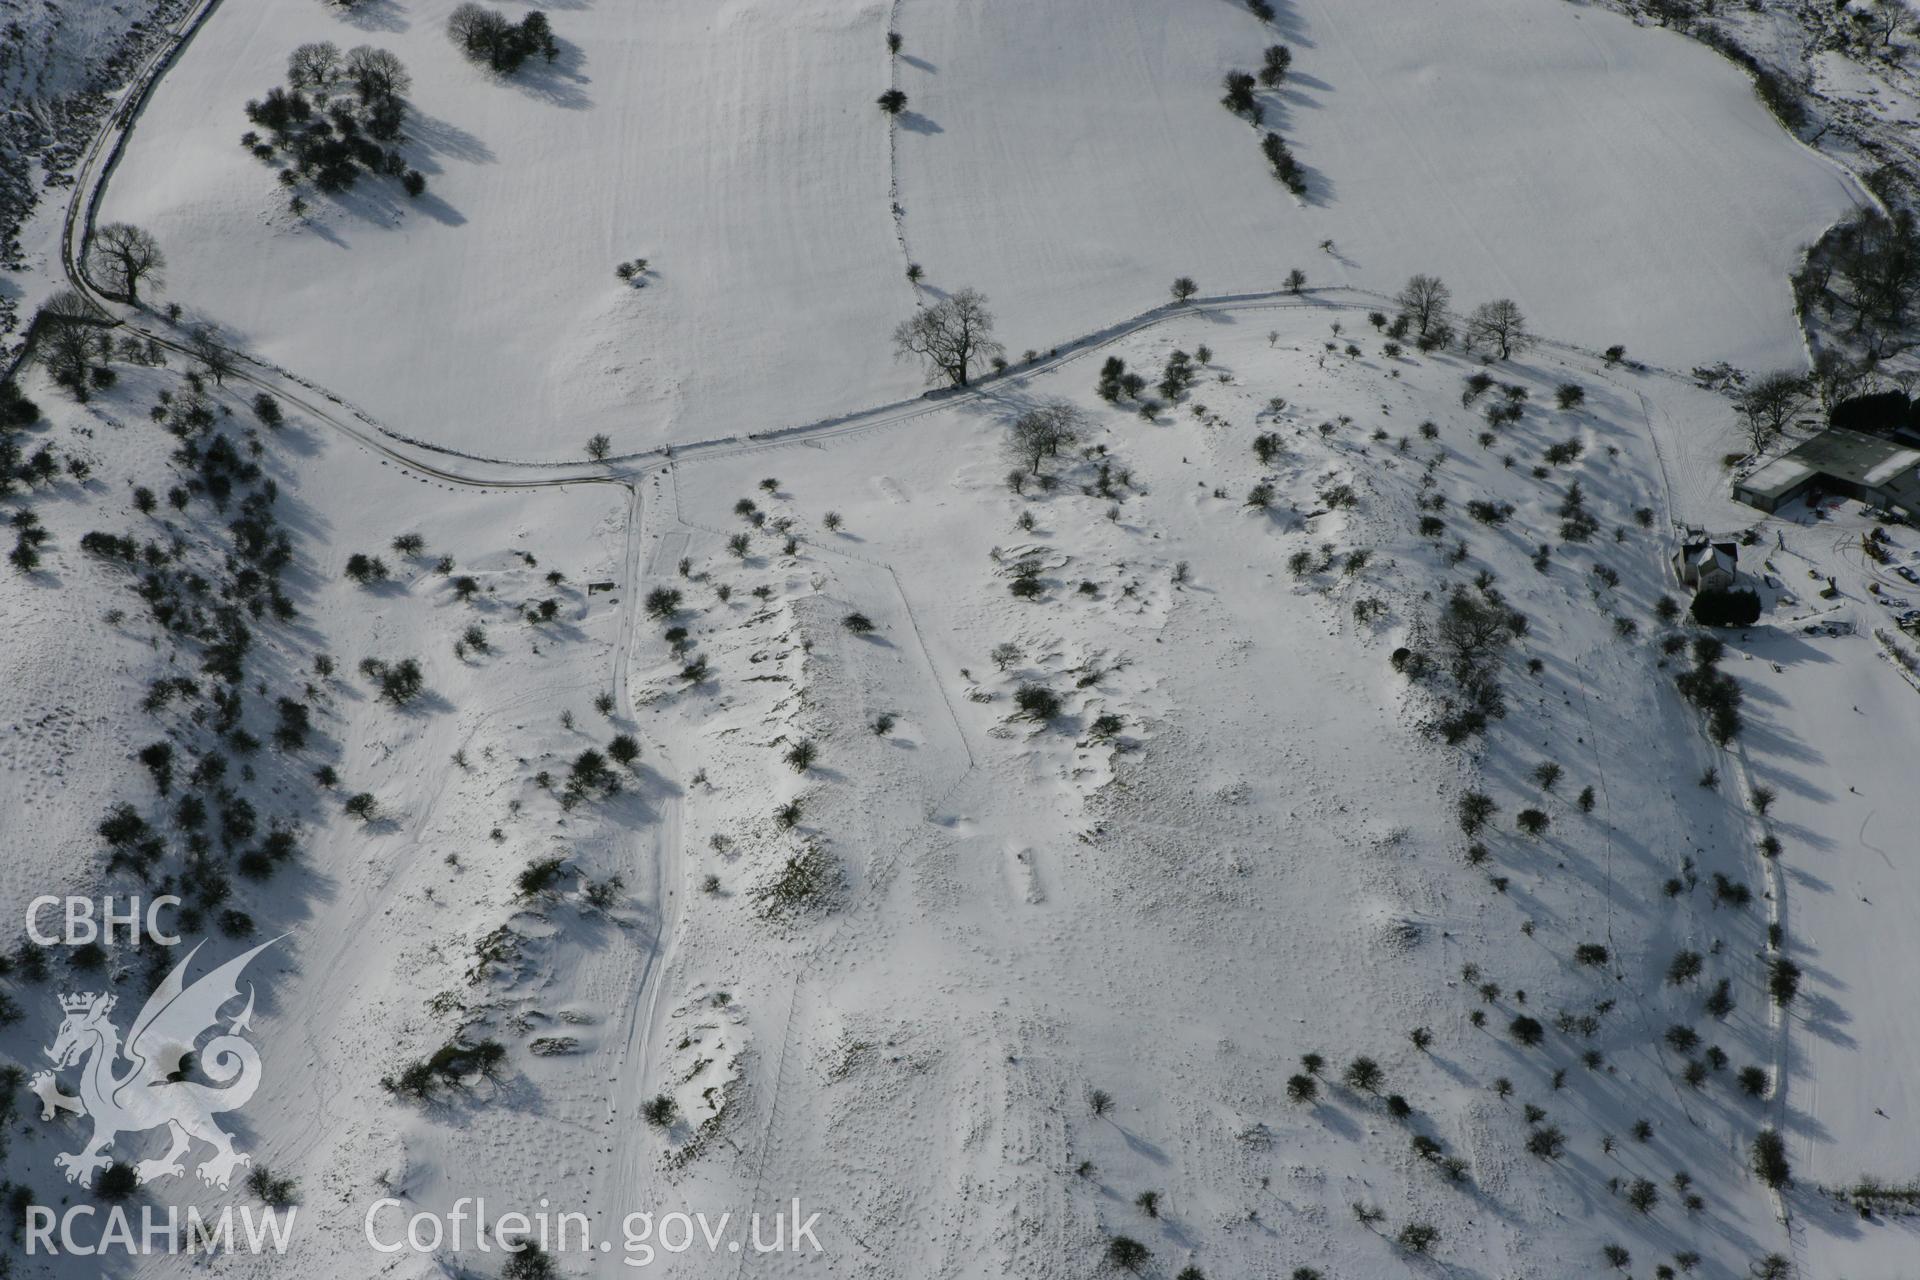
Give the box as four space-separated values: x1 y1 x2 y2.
33 938 279 1190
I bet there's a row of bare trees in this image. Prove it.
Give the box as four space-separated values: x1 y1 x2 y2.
447 3 558 74
887 273 1543 395
35 287 234 397
36 216 242 399
1393 273 1531 360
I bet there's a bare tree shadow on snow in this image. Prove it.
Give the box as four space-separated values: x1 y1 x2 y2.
1267 0 1313 47
1307 1101 1362 1141
1292 159 1335 207
328 0 408 33
324 174 468 228
1204 0 1313 46
404 191 467 227
407 109 497 169
1113 1123 1171 1166
299 216 350 249
1796 993 1857 1052
505 40 593 111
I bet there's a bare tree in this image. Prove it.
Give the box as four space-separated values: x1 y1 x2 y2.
189 325 235 386
893 289 1003 388
36 291 108 394
288 41 342 88
1809 348 1870 411
40 323 99 395
1466 299 1530 360
1738 370 1810 455
39 287 96 325
586 433 612 462
1396 274 1450 338
447 2 495 50
1007 422 1049 477
1435 587 1514 705
91 223 165 304
1005 400 1086 475
345 46 411 106
1170 276 1198 304
447 3 530 69
1826 209 1920 351
1858 0 1918 48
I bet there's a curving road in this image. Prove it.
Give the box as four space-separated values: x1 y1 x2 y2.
46 0 1399 487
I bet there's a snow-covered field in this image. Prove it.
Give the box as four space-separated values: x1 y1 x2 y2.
8 2 1920 1279
96 0 913 458
97 0 1857 458
900 0 1860 378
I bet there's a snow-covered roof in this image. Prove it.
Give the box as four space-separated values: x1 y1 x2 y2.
1678 540 1737 578
1865 448 1920 486
1739 428 1920 507
1739 456 1815 500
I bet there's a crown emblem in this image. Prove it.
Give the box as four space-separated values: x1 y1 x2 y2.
60 992 100 1014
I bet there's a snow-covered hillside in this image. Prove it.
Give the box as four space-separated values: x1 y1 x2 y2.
6 2 1920 1280
0 293 1867 1280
